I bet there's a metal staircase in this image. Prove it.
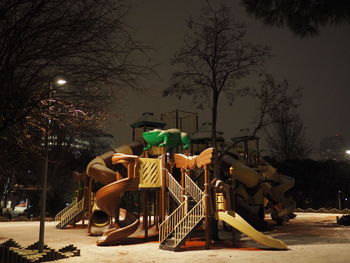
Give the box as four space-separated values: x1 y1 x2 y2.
184 173 203 202
159 172 205 251
55 197 85 229
166 169 183 204
55 199 77 222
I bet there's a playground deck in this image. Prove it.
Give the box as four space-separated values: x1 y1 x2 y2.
1 213 350 263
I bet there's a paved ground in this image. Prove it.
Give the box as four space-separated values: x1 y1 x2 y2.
1 213 350 263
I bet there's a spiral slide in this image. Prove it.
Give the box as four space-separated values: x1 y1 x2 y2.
95 176 140 246
216 210 287 250
86 142 144 245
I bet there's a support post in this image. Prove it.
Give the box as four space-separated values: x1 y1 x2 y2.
82 187 87 227
181 169 185 202
229 167 236 247
143 191 148 239
87 178 93 233
137 191 140 219
161 147 166 222
204 164 211 249
88 178 92 217
156 191 160 231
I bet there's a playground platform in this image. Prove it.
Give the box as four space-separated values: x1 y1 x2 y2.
1 213 350 263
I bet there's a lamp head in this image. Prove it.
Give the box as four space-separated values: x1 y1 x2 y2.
56 79 67 85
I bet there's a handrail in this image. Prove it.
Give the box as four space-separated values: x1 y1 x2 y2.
160 169 205 249
55 198 77 221
173 198 204 248
159 201 186 243
184 173 204 202
57 197 85 228
166 169 183 203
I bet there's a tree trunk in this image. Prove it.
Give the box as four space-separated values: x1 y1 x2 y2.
211 90 220 241
212 90 219 179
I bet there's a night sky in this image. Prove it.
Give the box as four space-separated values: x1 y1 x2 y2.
106 0 350 157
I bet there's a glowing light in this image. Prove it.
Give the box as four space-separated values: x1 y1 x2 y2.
346 150 350 155
56 79 67 85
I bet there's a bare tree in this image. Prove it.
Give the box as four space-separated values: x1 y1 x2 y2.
0 0 151 197
250 74 302 136
0 0 149 140
221 74 302 159
265 89 312 160
163 2 270 177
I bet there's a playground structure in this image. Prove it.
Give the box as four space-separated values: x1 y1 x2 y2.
223 135 296 226
54 126 295 251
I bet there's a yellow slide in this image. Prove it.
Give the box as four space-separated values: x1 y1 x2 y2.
215 211 287 250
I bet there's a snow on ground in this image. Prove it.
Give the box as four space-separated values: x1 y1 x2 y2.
1 213 350 263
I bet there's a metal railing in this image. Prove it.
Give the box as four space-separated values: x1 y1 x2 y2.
55 199 77 221
184 173 204 202
160 169 205 249
159 201 186 243
173 198 205 248
166 170 183 203
56 197 85 228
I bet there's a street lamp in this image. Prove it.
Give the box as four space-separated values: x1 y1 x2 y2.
345 150 350 160
38 77 67 253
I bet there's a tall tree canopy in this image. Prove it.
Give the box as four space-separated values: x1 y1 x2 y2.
241 0 350 37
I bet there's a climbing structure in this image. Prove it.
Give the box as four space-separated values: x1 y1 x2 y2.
141 128 287 250
55 127 290 251
158 148 287 251
159 149 212 251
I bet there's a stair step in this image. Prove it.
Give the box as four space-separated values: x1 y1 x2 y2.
187 220 202 223
165 239 175 245
159 243 177 251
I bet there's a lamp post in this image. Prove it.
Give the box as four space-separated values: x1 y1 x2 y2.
38 77 67 253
